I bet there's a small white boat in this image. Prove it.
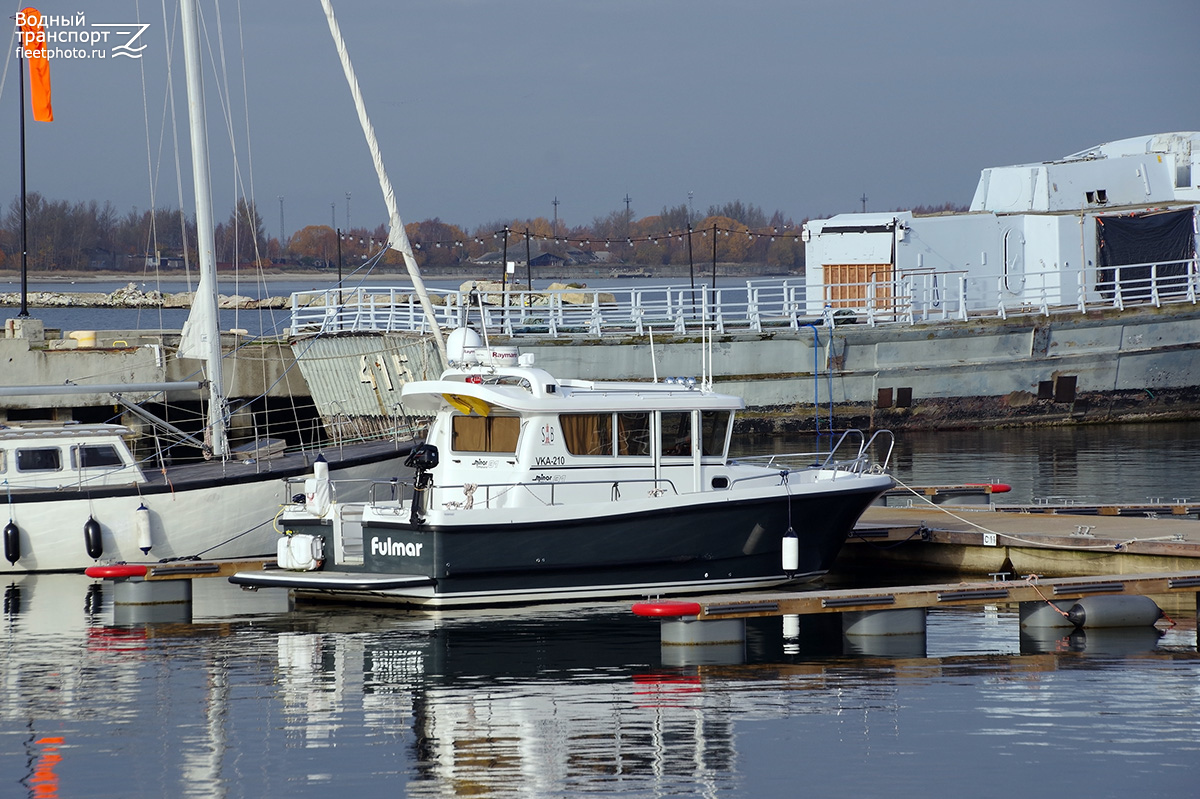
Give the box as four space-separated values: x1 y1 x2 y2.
0 420 408 572
231 330 895 606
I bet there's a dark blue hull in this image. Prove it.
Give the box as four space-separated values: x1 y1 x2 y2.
252 479 891 606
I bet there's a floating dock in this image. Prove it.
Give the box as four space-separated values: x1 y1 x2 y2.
841 502 1200 576
86 559 273 581
634 571 1200 622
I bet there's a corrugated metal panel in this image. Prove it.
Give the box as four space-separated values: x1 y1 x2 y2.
291 332 444 440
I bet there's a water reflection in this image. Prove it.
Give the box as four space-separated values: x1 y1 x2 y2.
735 422 1200 505
3 574 1198 797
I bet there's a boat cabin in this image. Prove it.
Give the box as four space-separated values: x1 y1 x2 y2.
399 342 742 512
0 423 147 490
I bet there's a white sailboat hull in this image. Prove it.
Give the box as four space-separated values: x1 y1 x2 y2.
2 443 412 573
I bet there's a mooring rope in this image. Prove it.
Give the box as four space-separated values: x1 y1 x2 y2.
889 476 1171 552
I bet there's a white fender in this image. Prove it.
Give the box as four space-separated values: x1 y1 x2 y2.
135 503 153 554
305 455 332 517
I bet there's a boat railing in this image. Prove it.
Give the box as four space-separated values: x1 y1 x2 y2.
366 478 409 505
422 476 683 509
282 475 396 507
730 428 893 481
288 258 1198 338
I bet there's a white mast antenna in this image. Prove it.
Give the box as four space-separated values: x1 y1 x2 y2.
649 326 658 383
477 290 490 350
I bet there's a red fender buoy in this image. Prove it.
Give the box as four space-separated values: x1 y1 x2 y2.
632 600 703 618
84 564 148 579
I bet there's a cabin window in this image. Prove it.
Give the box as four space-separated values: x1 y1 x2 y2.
451 415 520 454
660 412 692 457
700 411 732 456
16 447 62 472
616 413 651 456
73 444 124 469
561 413 613 456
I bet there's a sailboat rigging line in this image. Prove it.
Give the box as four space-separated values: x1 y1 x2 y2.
206 0 251 321
157 0 194 292
320 0 447 361
172 514 276 561
0 19 17 106
802 323 821 441
232 0 266 298
135 0 178 337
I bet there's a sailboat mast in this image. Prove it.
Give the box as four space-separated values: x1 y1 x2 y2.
17 55 28 318
319 0 447 362
179 0 227 458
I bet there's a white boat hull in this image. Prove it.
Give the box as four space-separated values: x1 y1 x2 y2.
1 443 412 573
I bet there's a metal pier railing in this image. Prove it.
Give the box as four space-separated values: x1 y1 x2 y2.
289 258 1199 338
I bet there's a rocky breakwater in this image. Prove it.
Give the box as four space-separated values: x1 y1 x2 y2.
0 282 288 309
292 281 615 310
461 280 616 306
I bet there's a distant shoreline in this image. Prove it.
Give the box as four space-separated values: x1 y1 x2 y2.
0 269 411 284
0 263 801 285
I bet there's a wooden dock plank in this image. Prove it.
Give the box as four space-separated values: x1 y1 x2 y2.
141 559 273 580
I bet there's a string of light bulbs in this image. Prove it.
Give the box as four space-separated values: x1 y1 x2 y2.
337 222 807 255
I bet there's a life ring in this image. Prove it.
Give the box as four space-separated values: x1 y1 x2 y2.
85 564 148 579
442 393 491 417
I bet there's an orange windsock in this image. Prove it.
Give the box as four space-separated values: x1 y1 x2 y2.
20 7 53 122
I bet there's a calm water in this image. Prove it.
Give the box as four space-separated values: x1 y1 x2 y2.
3 425 1200 798
1 575 1197 799
3 285 1200 796
735 422 1200 506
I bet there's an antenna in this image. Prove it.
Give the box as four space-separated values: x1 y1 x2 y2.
476 289 490 350
700 309 713 392
649 326 658 383
860 191 868 213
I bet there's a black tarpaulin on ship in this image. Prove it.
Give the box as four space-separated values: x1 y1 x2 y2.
1096 208 1196 301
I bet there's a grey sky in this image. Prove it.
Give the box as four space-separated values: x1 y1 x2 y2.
2 0 1196 239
